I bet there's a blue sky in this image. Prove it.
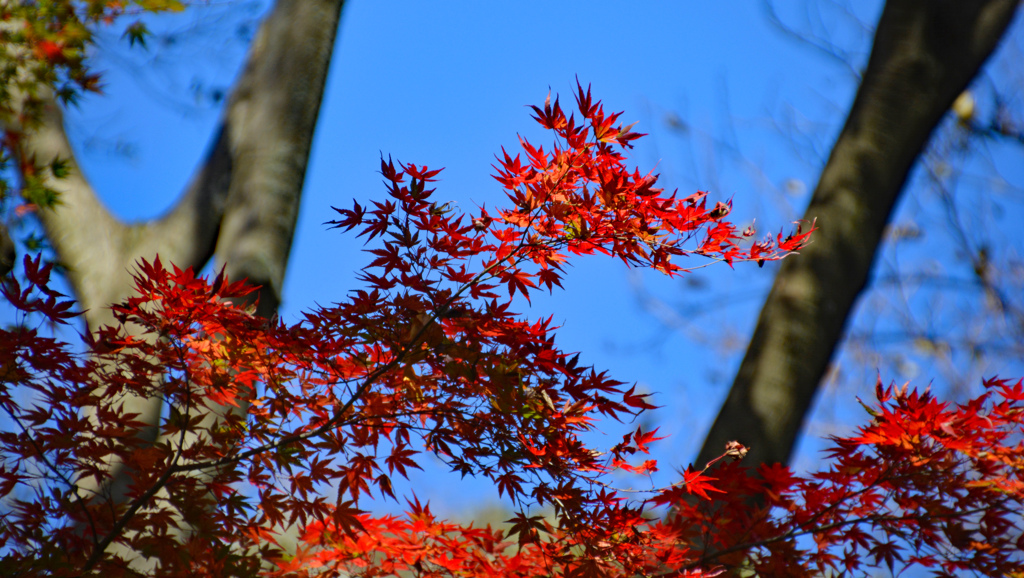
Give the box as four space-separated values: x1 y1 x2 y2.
29 0 1024 518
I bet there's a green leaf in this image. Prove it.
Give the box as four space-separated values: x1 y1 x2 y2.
22 177 60 208
49 157 70 179
55 85 79 106
123 22 150 49
22 233 49 252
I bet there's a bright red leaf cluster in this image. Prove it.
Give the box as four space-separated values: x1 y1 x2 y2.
1 86 1020 578
649 377 1024 577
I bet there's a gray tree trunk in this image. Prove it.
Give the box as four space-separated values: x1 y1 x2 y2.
31 0 344 329
695 0 1019 470
12 0 346 566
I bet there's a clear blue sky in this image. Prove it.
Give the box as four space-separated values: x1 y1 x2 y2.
34 0 1024 518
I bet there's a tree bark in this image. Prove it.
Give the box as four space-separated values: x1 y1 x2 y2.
0 222 14 277
10 0 346 565
214 0 345 318
695 0 1019 470
29 0 344 329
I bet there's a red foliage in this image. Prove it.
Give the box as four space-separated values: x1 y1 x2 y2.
2 87 1019 578
655 377 1024 577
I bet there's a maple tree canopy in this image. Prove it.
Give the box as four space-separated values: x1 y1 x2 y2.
1 7 1022 573
1 78 1022 577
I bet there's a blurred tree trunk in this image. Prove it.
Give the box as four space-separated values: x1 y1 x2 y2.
30 0 344 330
13 0 346 566
0 222 14 277
696 0 1019 470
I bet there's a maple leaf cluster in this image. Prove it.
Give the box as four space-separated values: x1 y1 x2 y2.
649 378 1024 577
1 86 1020 578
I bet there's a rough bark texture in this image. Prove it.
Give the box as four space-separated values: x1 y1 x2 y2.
695 0 1020 470
214 0 345 318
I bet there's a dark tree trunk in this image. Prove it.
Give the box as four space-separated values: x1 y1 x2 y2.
695 0 1019 470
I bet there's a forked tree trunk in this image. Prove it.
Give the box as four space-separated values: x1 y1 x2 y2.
12 0 347 566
